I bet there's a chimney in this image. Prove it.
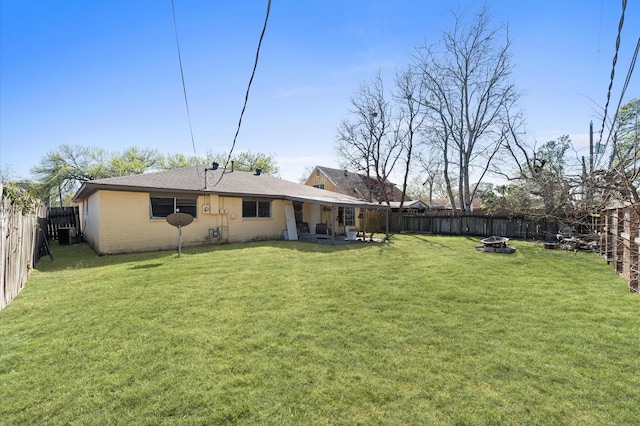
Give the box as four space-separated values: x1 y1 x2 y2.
231 160 234 172
344 169 348 176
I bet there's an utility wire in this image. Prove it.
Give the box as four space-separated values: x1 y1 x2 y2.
604 35 640 168
214 0 272 186
617 37 640 109
595 0 627 167
171 0 201 178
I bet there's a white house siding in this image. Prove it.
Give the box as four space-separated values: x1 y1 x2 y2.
78 192 101 252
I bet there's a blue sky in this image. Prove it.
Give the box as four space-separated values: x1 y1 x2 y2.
1 1 638 183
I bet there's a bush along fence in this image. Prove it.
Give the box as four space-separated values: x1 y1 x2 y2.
600 203 639 292
1 184 47 311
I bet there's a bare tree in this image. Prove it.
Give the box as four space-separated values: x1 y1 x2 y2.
0 165 15 184
413 5 519 212
605 99 640 204
335 72 403 204
415 147 449 206
493 125 609 239
393 66 428 208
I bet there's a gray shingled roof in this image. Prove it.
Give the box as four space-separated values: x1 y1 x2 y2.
73 166 386 208
316 166 409 202
388 199 430 209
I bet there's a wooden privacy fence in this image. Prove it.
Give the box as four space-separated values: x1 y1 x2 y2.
390 212 550 240
600 203 639 292
1 185 47 311
47 206 80 241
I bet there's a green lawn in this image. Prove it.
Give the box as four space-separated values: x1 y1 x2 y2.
1 235 638 425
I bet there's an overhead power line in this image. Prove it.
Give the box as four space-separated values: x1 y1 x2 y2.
215 0 272 186
603 35 640 166
171 0 200 174
595 0 627 167
617 36 639 108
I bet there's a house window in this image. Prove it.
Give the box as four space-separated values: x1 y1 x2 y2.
344 207 355 227
242 199 271 218
293 202 303 223
150 196 197 218
313 183 325 190
337 207 355 226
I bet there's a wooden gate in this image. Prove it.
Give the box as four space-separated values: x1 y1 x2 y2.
47 206 80 240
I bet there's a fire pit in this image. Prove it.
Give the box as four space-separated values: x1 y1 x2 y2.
475 236 516 254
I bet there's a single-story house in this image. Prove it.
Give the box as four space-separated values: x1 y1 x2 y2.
388 199 431 215
72 165 387 255
426 197 483 212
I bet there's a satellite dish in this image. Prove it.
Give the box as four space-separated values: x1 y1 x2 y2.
166 212 194 227
166 212 194 255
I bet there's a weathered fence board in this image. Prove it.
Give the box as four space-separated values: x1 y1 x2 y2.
1 185 47 311
600 203 639 292
34 217 50 264
390 212 549 240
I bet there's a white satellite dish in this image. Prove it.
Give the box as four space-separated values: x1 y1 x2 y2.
166 212 194 256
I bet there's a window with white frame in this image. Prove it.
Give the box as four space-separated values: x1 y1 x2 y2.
344 207 355 227
338 206 356 226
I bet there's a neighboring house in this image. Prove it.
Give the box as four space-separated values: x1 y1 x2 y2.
425 198 451 211
304 166 409 234
427 197 483 212
72 166 384 255
388 199 431 215
305 166 408 203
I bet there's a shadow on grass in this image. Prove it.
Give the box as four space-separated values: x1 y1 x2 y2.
35 238 380 273
402 233 461 251
128 263 164 270
39 234 545 274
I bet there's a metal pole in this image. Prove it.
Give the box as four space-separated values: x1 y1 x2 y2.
330 207 336 245
589 121 594 173
362 208 367 242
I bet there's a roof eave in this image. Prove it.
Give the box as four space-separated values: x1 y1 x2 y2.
72 182 208 202
284 195 388 209
72 182 387 209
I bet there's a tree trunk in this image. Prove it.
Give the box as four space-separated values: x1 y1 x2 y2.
443 139 457 212
463 150 472 211
458 148 465 212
